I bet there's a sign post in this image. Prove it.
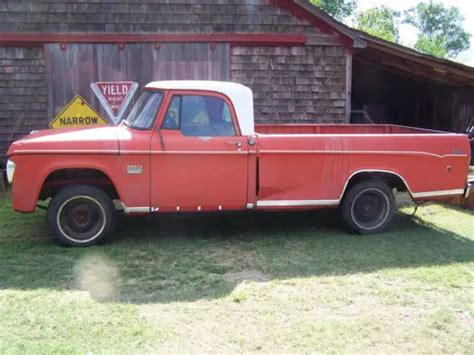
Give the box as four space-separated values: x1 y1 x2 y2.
91 81 138 124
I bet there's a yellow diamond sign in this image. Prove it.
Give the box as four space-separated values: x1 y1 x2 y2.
50 95 108 129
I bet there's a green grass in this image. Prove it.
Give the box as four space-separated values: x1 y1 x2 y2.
0 193 473 353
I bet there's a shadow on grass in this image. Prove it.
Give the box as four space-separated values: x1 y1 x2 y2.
0 205 473 304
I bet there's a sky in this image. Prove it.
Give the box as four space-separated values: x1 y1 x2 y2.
355 0 474 66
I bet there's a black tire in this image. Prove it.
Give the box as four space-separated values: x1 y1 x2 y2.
341 179 395 234
47 185 117 246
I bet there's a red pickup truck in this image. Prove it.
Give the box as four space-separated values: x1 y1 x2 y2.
6 81 472 246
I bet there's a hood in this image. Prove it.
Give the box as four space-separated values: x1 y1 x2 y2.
7 126 120 156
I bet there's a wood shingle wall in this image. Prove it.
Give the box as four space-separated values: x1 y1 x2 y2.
0 0 322 35
0 47 47 158
0 0 352 165
232 46 347 123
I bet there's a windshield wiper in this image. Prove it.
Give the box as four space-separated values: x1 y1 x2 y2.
121 119 131 127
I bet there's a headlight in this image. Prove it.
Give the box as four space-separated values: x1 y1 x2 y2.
6 159 15 184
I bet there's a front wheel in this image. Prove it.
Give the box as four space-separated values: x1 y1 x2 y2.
341 180 396 234
47 185 117 246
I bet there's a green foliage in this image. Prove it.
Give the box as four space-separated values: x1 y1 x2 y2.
356 6 401 43
414 35 448 58
404 2 470 59
310 0 357 20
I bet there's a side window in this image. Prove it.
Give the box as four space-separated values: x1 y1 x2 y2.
161 95 236 137
162 96 180 130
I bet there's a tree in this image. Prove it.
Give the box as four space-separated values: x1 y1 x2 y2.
413 35 448 58
404 2 470 59
310 0 357 21
356 6 400 43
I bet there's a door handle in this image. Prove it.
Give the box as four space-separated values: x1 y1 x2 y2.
226 141 242 149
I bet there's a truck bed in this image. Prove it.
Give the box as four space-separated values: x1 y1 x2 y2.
253 123 470 205
255 124 442 135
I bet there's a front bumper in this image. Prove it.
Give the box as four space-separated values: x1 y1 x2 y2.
465 179 474 199
6 159 15 185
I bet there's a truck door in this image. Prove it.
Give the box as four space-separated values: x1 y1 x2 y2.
150 91 249 212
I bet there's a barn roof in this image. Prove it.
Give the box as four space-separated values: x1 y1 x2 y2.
353 31 474 87
292 0 474 87
274 0 367 48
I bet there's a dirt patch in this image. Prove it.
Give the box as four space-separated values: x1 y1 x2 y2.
224 270 270 284
444 194 474 210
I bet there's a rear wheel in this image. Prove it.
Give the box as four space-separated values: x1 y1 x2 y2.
47 185 116 246
341 180 395 234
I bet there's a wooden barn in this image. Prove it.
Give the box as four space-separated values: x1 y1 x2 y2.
1 0 474 169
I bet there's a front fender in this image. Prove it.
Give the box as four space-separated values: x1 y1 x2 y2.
10 154 122 212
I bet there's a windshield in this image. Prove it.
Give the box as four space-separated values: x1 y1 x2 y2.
124 91 163 129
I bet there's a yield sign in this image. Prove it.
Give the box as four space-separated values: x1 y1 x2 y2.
91 81 138 124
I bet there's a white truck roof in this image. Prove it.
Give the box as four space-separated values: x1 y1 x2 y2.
145 80 255 135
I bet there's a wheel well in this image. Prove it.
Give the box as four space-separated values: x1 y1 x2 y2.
343 171 409 198
39 168 119 201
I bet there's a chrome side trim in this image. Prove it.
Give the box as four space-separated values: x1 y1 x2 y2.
121 150 149 154
150 150 248 155
246 203 255 209
11 149 247 155
13 149 117 154
122 205 150 213
412 189 465 198
256 199 339 207
257 133 464 137
14 149 466 159
119 150 256 155
258 150 467 159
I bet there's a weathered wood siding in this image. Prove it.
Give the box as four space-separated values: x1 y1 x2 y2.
231 46 347 123
45 43 230 122
0 0 350 166
0 47 47 160
153 43 230 81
